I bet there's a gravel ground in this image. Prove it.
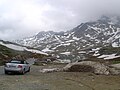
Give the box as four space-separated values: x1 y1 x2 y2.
0 65 120 90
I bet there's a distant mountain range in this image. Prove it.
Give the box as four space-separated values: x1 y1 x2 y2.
15 16 120 61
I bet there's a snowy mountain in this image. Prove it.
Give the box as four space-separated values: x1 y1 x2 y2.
15 16 120 61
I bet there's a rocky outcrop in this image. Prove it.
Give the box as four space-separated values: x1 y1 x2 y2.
109 64 120 75
63 61 110 75
39 61 120 75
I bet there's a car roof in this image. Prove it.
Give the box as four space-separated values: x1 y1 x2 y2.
11 59 25 61
9 60 26 64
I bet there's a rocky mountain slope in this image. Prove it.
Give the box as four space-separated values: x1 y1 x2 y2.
15 16 120 61
0 40 47 64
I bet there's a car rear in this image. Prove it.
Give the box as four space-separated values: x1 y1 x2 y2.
4 60 25 74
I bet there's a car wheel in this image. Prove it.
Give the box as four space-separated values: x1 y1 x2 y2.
5 70 8 75
21 69 25 75
28 67 30 72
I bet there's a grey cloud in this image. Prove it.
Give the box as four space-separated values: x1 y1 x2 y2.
0 0 120 40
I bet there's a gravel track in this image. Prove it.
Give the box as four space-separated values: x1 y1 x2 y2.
0 65 120 90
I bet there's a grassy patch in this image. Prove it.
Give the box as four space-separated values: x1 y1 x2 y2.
99 46 120 55
111 60 120 64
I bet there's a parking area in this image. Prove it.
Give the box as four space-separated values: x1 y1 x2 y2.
0 65 120 90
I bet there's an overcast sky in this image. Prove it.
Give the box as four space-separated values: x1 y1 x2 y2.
0 0 120 40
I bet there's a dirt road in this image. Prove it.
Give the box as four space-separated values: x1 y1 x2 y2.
0 65 120 90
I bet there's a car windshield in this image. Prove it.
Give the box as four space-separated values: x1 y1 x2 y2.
10 60 24 64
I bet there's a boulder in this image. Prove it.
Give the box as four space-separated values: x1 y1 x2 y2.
63 61 110 75
39 61 120 75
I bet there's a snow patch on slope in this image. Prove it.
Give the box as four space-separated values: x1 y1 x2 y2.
60 52 71 55
42 48 54 52
73 36 80 40
0 41 48 55
98 54 120 60
112 42 120 47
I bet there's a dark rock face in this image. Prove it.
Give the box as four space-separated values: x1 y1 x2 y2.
66 65 94 72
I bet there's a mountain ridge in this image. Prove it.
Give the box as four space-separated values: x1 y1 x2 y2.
15 16 120 61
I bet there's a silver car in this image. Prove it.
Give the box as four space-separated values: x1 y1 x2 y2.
4 60 30 74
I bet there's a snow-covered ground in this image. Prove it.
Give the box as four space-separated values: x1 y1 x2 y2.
93 53 100 56
97 54 120 60
60 52 71 55
78 51 86 54
42 48 54 52
91 47 120 60
57 59 71 63
112 42 120 47
0 41 48 55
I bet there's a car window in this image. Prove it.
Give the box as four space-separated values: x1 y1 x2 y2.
10 61 21 64
24 61 28 64
10 60 24 64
